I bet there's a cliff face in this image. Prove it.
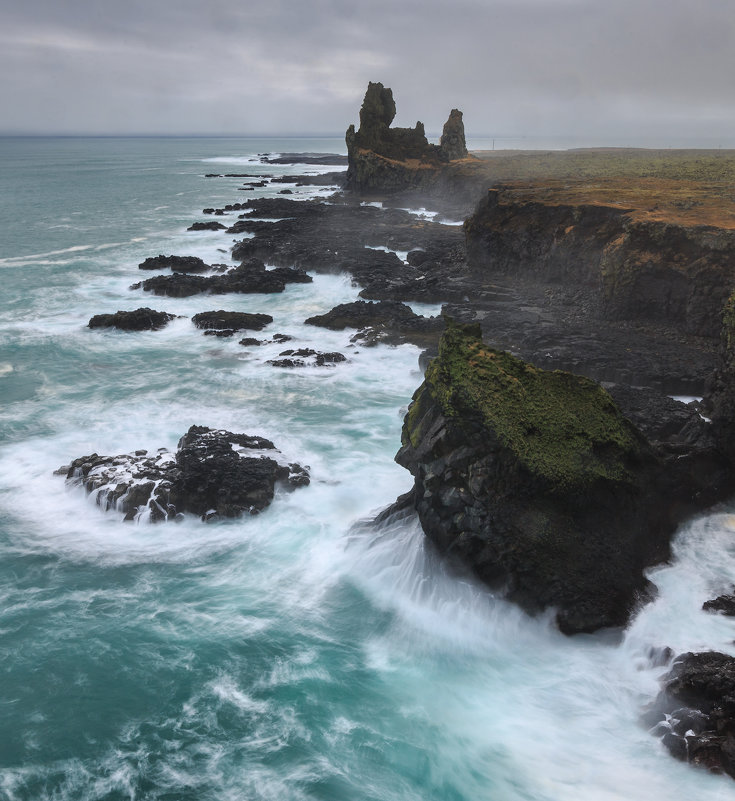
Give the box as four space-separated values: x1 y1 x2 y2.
464 183 735 338
395 320 732 634
345 82 470 193
706 291 735 459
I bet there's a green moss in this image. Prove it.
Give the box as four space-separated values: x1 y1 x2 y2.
423 320 646 492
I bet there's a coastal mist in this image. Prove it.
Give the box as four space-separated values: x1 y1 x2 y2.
1 136 734 801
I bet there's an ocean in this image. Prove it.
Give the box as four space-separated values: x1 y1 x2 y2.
1 136 734 801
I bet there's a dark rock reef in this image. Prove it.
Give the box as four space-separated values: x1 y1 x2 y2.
132 258 311 298
649 651 735 778
60 426 309 522
391 320 733 634
88 308 177 331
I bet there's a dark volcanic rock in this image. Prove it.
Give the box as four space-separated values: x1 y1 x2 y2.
192 311 273 332
267 349 347 368
88 308 176 331
391 319 733 634
464 186 735 338
60 426 309 522
649 651 735 779
260 153 348 166
131 258 312 298
139 255 211 273
188 221 227 231
439 109 468 161
344 82 471 193
227 196 467 305
305 300 443 348
703 593 735 615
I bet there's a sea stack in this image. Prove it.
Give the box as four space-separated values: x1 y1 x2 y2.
345 81 469 192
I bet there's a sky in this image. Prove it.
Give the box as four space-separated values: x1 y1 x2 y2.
2 0 734 145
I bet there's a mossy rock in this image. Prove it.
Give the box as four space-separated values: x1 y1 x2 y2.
416 319 649 493
397 319 670 633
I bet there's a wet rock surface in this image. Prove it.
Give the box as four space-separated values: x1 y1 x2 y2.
60 426 309 522
138 255 212 273
391 320 734 634
649 651 735 779
703 593 735 615
267 348 347 368
131 258 311 298
88 308 177 331
305 300 443 348
192 310 273 332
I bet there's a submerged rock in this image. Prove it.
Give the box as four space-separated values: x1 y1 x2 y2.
649 651 735 779
60 426 309 522
392 319 712 634
88 308 177 331
267 348 346 368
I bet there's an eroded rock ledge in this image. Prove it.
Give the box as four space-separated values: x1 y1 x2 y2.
391 320 733 634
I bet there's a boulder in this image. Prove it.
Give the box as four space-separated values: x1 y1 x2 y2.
88 308 176 331
60 426 309 522
649 651 735 779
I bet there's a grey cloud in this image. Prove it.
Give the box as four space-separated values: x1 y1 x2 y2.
1 0 733 143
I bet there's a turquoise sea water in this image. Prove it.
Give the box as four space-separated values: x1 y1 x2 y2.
1 136 735 801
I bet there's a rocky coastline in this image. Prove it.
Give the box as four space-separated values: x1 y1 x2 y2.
70 83 735 780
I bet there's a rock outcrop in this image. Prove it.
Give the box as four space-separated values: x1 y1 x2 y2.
305 300 444 348
138 255 212 273
192 310 273 333
392 319 733 634
60 426 309 522
131 258 311 298
649 651 735 778
88 308 177 331
345 82 470 193
439 109 468 161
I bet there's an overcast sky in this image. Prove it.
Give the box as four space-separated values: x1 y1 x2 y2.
2 0 734 144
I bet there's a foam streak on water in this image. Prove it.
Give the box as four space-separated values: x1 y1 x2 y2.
1 137 735 800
